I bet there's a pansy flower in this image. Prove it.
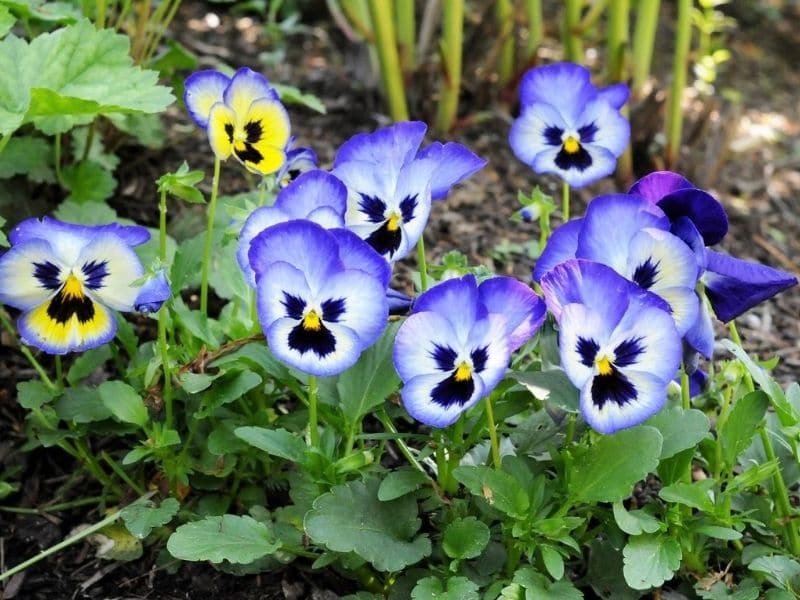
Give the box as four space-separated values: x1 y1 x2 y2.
541 260 681 434
533 194 702 339
332 121 486 262
237 170 347 287
276 144 318 188
133 268 171 314
509 62 630 188
184 67 292 175
0 218 167 354
248 220 389 376
393 275 544 428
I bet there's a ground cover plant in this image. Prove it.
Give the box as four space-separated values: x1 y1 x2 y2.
1 2 799 599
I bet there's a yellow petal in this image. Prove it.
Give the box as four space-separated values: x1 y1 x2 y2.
207 102 236 160
233 98 291 175
22 296 114 353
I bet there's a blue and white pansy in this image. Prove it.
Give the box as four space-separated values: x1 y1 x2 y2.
509 62 630 188
248 220 390 376
534 194 702 340
393 275 544 428
184 67 293 175
237 170 347 287
541 260 682 434
0 218 168 354
332 121 486 262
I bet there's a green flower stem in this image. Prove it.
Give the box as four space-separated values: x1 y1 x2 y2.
562 0 584 63
0 492 153 584
562 180 570 222
434 0 463 133
307 375 320 447
0 308 56 391
200 157 221 318
495 0 514 86
564 413 577 446
54 355 63 390
0 132 13 154
82 119 96 162
572 0 608 36
73 438 123 496
54 132 64 187
728 320 800 555
524 0 542 60
366 0 409 121
416 237 429 292
375 410 441 494
484 392 502 470
680 366 691 411
395 0 415 73
95 0 107 28
632 0 660 98
434 429 455 492
101 451 146 496
0 496 109 515
158 189 173 430
607 0 632 183
665 0 691 169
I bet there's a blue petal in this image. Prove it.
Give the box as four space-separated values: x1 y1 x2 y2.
333 121 427 171
417 141 487 200
478 276 546 351
387 288 413 315
658 188 728 246
329 228 391 288
394 310 460 381
411 274 483 344
558 302 611 389
532 144 618 188
74 232 145 312
576 194 669 271
184 70 231 129
518 63 595 124
275 170 348 219
670 216 707 269
578 96 630 157
703 250 798 322
689 369 708 397
509 102 567 168
223 67 278 116
581 370 669 434
11 217 150 257
597 83 630 109
237 206 291 287
629 171 694 201
0 238 60 310
533 218 583 282
684 300 715 358
277 146 319 185
400 372 486 428
319 268 389 347
134 270 171 313
248 221 343 292
267 316 363 377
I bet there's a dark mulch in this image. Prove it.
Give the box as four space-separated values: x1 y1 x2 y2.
2 2 799 598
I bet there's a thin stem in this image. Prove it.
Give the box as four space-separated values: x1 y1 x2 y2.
416 237 429 292
0 493 153 583
82 120 96 162
572 0 608 35
366 0 409 121
0 132 13 154
562 180 570 222
562 0 584 63
495 0 514 86
484 393 502 470
200 157 221 317
728 321 754 392
0 308 56 391
524 0 542 60
564 413 577 446
632 0 661 98
680 366 691 411
307 375 320 447
54 132 64 187
395 0 415 73
606 0 628 82
665 0 691 169
375 410 440 491
101 451 146 496
54 355 63 390
158 189 173 430
0 496 109 514
434 0 463 133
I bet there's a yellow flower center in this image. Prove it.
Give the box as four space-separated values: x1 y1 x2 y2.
596 355 613 376
454 361 472 382
62 274 85 299
302 310 322 331
563 136 581 154
386 213 401 232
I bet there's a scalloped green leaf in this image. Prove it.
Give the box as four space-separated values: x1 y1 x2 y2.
167 514 280 564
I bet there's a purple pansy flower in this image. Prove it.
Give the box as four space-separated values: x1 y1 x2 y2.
510 62 630 188
541 260 682 434
134 269 171 314
393 275 544 428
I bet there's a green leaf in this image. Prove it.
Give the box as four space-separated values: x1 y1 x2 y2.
337 321 400 425
177 371 219 394
377 468 429 501
98 380 148 427
569 426 662 503
646 406 710 459
17 380 55 409
166 514 280 564
66 346 112 385
622 534 682 590
61 160 116 204
304 478 431 572
156 161 205 204
512 567 583 599
54 386 111 422
443 517 490 560
748 555 800 590
720 390 769 468
612 501 661 535
54 199 118 224
452 465 530 518
512 369 579 412
695 578 760 600
0 135 54 182
196 370 262 418
234 427 307 463
0 20 174 136
271 82 326 114
693 525 742 540
540 545 565 580
0 5 15 38
122 497 180 539
659 479 716 512
411 576 479 600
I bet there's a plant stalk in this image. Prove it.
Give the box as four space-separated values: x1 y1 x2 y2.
631 0 660 98
307 375 320 446
524 0 542 60
495 0 514 86
158 189 173 430
562 0 584 63
665 0 691 169
434 0 463 133
366 0 409 121
200 157 221 317
0 308 56 391
395 0 415 73
416 237 429 292
484 393 502 470
562 181 571 222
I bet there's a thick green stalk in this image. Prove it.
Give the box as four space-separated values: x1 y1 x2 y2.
665 0 692 169
200 157 221 317
524 0 542 60
632 0 660 98
366 0 409 121
495 0 514 86
434 0 463 133
307 375 320 446
607 0 632 183
158 189 173 430
96 0 107 28
484 393 502 470
562 0 584 63
395 0 415 73
562 181 571 222
416 237 429 292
